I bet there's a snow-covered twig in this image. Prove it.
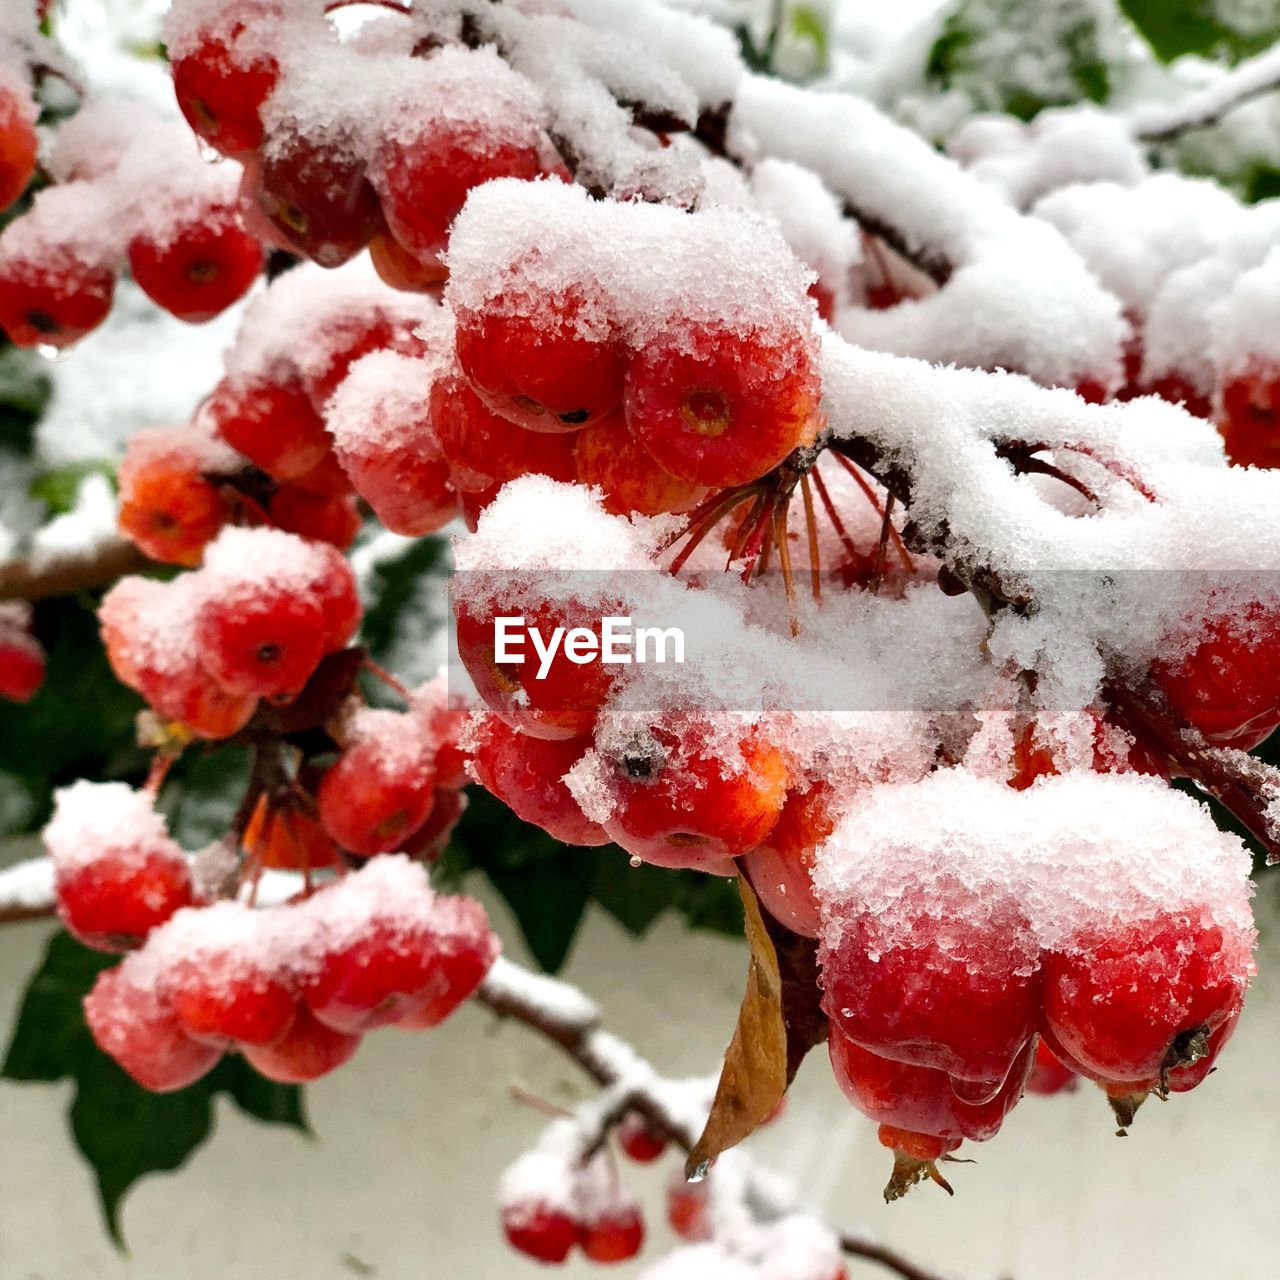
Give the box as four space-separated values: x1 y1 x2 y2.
0 537 150 602
474 957 954 1280
1133 44 1280 143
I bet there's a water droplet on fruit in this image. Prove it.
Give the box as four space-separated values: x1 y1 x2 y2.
629 855 642 869
197 142 224 165
35 343 68 364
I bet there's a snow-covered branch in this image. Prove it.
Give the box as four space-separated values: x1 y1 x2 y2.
0 537 149 603
1133 43 1280 143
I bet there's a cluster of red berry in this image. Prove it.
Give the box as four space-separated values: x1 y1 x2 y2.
816 769 1255 1197
66 847 497 1091
501 1128 646 1267
0 600 44 704
0 105 264 349
167 0 565 282
101 525 357 738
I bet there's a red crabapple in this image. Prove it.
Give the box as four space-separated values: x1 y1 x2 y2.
369 230 447 293
624 322 820 486
579 1204 645 1264
301 309 429 412
0 250 115 349
268 485 362 549
306 541 362 654
459 481 501 533
55 848 196 954
1007 715 1165 791
100 572 259 740
454 286 626 432
128 212 262 324
117 428 232 566
412 676 471 791
370 119 546 265
454 598 618 740
468 714 610 846
1218 366 1280 470
502 1201 578 1265
821 875 1039 1089
243 795 342 872
0 614 43 703
252 131 384 269
45 781 196 952
1041 907 1253 1092
197 584 327 700
391 897 498 1029
302 858 495 1033
289 449 356 497
1026 1038 1077 1096
666 1174 711 1242
1149 600 1280 749
162 904 298 1048
325 352 459 536
0 79 38 213
398 786 468 865
574 410 708 516
169 1 282 158
828 1030 1032 1194
205 375 332 482
617 1113 668 1163
242 1005 361 1083
430 370 578 493
317 718 437 856
740 781 838 939
601 719 789 870
84 958 222 1092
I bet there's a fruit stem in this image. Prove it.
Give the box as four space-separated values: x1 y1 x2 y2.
809 466 862 565
799 472 822 602
830 451 915 573
361 656 412 702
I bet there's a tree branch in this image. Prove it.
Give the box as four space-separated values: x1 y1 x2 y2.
1133 44 1280 143
0 538 151 602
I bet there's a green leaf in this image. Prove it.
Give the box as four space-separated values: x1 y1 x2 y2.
443 789 745 971
0 346 52 457
2 933 114 1082
788 6 830 63
1119 0 1279 64
360 535 447 662
29 460 116 518
926 0 1118 122
592 851 744 939
2 932 307 1244
0 596 147 829
159 745 251 848
447 788 592 971
69 1051 219 1246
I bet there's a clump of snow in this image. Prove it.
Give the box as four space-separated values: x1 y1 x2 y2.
44 780 186 875
446 178 817 350
950 106 1147 208
730 74 1127 389
223 257 443 390
813 770 1256 960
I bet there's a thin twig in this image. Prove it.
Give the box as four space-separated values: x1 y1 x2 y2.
0 538 151 602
